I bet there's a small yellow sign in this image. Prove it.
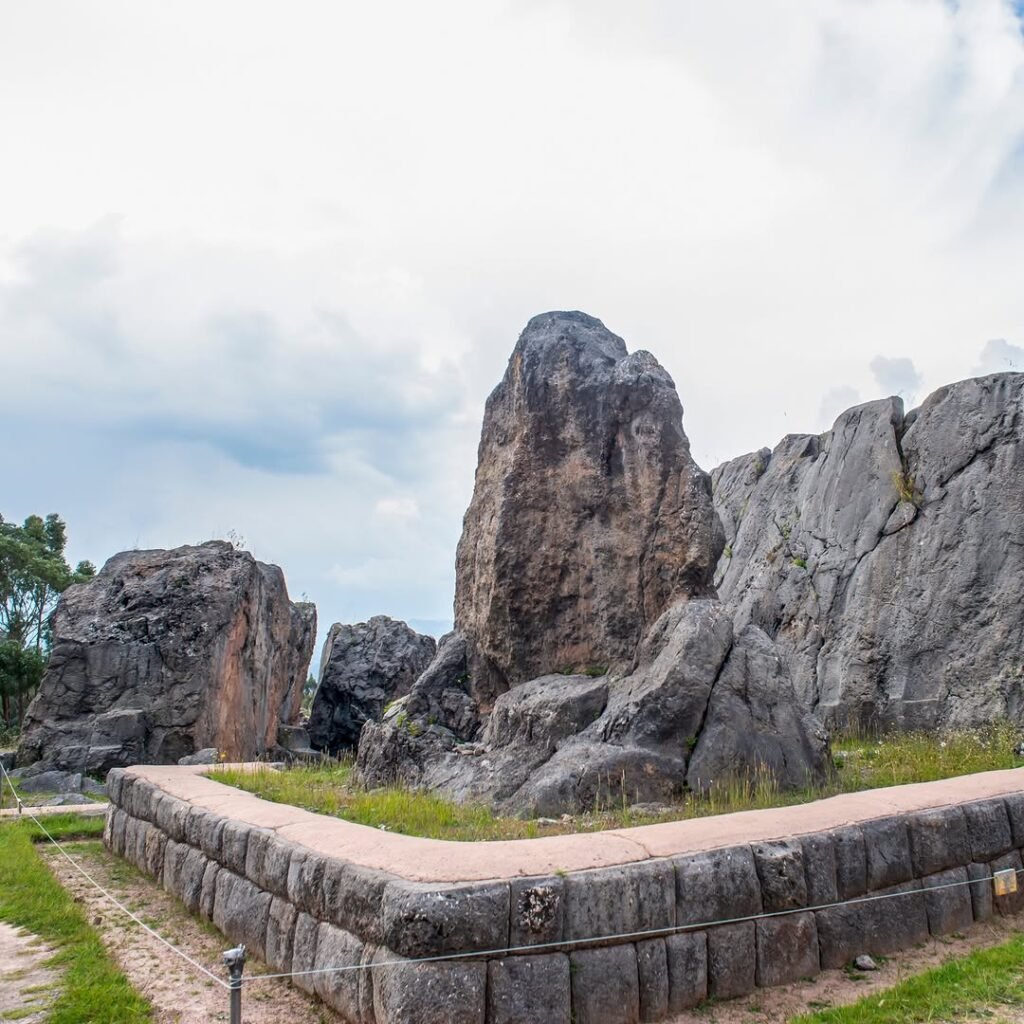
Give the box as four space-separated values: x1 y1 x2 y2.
993 868 1018 897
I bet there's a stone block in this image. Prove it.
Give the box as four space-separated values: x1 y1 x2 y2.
142 822 167 879
313 923 370 1023
153 793 189 844
257 834 297 899
636 938 668 1022
326 862 390 946
816 880 928 969
509 875 565 949
486 954 571 1024
755 912 819 987
665 931 707 1012
706 922 755 1000
161 839 187 896
1003 792 1024 848
291 912 320 995
197 811 225 863
105 767 125 806
967 862 994 921
752 840 808 911
380 880 510 958
565 860 674 943
990 850 1024 915
570 945 640 1024
108 808 127 857
265 896 297 974
287 847 325 917
801 832 838 907
963 799 1014 863
176 847 209 914
212 870 271 960
242 827 272 887
922 867 973 936
831 826 867 900
907 806 970 877
220 819 250 875
372 953 486 1024
199 860 219 921
863 817 913 890
674 846 762 926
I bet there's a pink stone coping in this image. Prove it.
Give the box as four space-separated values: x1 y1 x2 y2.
123 763 1024 884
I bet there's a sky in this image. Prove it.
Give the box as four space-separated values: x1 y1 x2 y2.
2 0 1023 666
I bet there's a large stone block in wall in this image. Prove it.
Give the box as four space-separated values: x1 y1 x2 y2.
16 541 316 773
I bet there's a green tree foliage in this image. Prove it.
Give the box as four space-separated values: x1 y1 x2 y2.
0 513 95 728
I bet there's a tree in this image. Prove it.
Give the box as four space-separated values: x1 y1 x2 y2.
0 513 95 727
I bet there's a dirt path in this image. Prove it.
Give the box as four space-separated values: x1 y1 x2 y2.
0 921 58 1023
42 841 340 1024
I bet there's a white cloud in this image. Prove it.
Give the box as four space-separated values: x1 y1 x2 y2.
975 338 1024 373
869 355 924 405
0 0 1023 652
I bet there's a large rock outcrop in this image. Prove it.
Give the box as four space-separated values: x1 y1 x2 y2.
16 541 316 774
712 373 1024 731
307 616 436 755
357 312 828 813
455 310 723 707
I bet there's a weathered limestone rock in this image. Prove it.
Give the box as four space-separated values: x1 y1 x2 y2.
454 310 723 704
357 312 828 814
713 373 1024 730
17 541 316 773
308 616 436 754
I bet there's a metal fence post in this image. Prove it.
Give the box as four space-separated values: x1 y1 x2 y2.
223 945 246 1024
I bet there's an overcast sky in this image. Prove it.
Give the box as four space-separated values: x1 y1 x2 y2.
2 0 1023 661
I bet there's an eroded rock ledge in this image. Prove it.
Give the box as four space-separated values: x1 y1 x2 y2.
712 373 1024 731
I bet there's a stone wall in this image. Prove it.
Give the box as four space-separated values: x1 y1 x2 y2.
105 765 1024 1024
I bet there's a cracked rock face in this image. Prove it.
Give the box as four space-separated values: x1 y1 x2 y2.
307 616 437 755
455 310 723 707
356 312 828 813
16 541 317 774
713 373 1024 731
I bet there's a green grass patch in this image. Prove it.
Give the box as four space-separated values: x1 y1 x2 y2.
0 816 151 1023
791 931 1024 1022
210 722 1024 841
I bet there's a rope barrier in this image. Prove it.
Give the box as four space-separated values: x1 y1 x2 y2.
0 759 230 991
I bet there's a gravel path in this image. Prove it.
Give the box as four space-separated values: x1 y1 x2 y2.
0 921 58 1023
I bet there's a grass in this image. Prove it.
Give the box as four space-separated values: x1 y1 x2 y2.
210 721 1024 842
0 815 151 1023
791 932 1024 1022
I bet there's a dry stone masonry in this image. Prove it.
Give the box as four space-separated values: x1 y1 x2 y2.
358 312 828 813
17 541 316 773
107 764 1024 1024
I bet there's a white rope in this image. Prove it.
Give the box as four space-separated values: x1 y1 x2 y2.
0 759 229 990
245 855 1021 984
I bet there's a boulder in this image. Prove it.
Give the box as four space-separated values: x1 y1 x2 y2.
357 312 828 813
16 541 316 774
307 616 436 755
713 373 1024 730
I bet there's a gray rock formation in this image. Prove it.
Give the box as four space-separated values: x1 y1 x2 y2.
16 540 316 774
307 616 437 755
455 310 723 707
357 312 828 813
712 373 1024 731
